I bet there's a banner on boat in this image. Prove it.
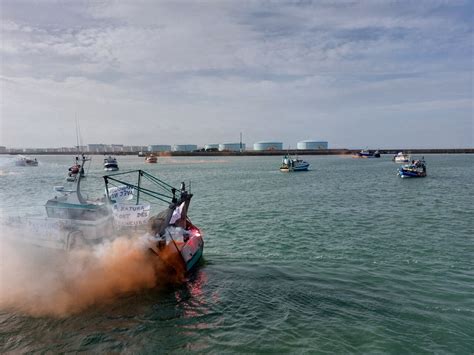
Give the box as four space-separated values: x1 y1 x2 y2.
108 185 134 202
112 203 151 226
170 202 185 224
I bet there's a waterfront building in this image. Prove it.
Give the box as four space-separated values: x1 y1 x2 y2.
172 144 197 152
148 145 171 152
0 146 6 153
297 140 328 150
219 143 246 152
253 141 283 151
110 144 124 152
87 144 106 153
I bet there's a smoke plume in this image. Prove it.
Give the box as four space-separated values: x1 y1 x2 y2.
0 229 185 317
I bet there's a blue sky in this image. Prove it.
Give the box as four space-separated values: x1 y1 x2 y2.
0 0 472 148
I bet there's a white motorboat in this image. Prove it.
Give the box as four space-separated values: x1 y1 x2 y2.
15 155 38 166
393 152 411 163
145 154 158 163
104 156 119 171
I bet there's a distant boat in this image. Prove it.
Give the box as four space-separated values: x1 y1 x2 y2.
393 152 411 163
352 150 381 158
138 151 146 157
104 156 119 171
398 158 427 178
15 155 38 166
145 154 158 163
279 155 310 172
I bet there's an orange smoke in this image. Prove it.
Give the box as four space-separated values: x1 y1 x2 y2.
0 232 186 317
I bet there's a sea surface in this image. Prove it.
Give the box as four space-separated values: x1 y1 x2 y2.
0 154 473 353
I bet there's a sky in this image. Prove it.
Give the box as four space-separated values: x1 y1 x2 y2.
0 0 472 149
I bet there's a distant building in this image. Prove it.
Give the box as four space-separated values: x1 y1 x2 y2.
87 144 106 153
253 141 283 151
297 140 328 150
123 145 145 152
110 144 124 152
219 143 245 152
148 145 171 152
172 144 197 152
0 146 6 153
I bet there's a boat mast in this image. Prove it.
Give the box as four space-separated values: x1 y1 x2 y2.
75 116 80 153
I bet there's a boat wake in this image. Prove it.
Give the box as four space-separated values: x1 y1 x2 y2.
0 169 19 176
0 228 186 317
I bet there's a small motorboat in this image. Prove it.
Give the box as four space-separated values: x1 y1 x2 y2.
393 152 411 163
352 149 381 158
15 155 38 166
145 154 158 163
104 156 119 171
398 158 427 178
279 155 310 172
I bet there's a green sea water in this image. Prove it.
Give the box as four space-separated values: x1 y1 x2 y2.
0 154 473 353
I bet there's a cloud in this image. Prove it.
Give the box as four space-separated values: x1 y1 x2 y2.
0 0 472 148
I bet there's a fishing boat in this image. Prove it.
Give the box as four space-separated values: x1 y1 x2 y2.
15 155 38 166
67 155 87 182
393 152 411 163
104 170 204 272
7 154 204 271
6 155 114 250
398 158 427 178
352 149 381 158
145 154 158 163
104 156 119 171
279 155 310 172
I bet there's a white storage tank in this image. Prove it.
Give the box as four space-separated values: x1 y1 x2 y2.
219 143 245 152
297 140 328 150
172 144 198 152
205 144 219 151
148 145 171 152
253 141 283 151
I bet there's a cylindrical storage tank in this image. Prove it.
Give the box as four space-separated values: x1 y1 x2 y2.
219 143 245 152
205 144 219 151
253 141 283 151
172 144 198 152
297 140 328 150
148 145 171 152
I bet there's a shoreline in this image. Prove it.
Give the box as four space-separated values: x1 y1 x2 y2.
3 148 473 156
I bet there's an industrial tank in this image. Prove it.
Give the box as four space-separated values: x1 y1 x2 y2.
253 141 283 151
172 144 198 152
297 140 328 150
219 143 245 152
